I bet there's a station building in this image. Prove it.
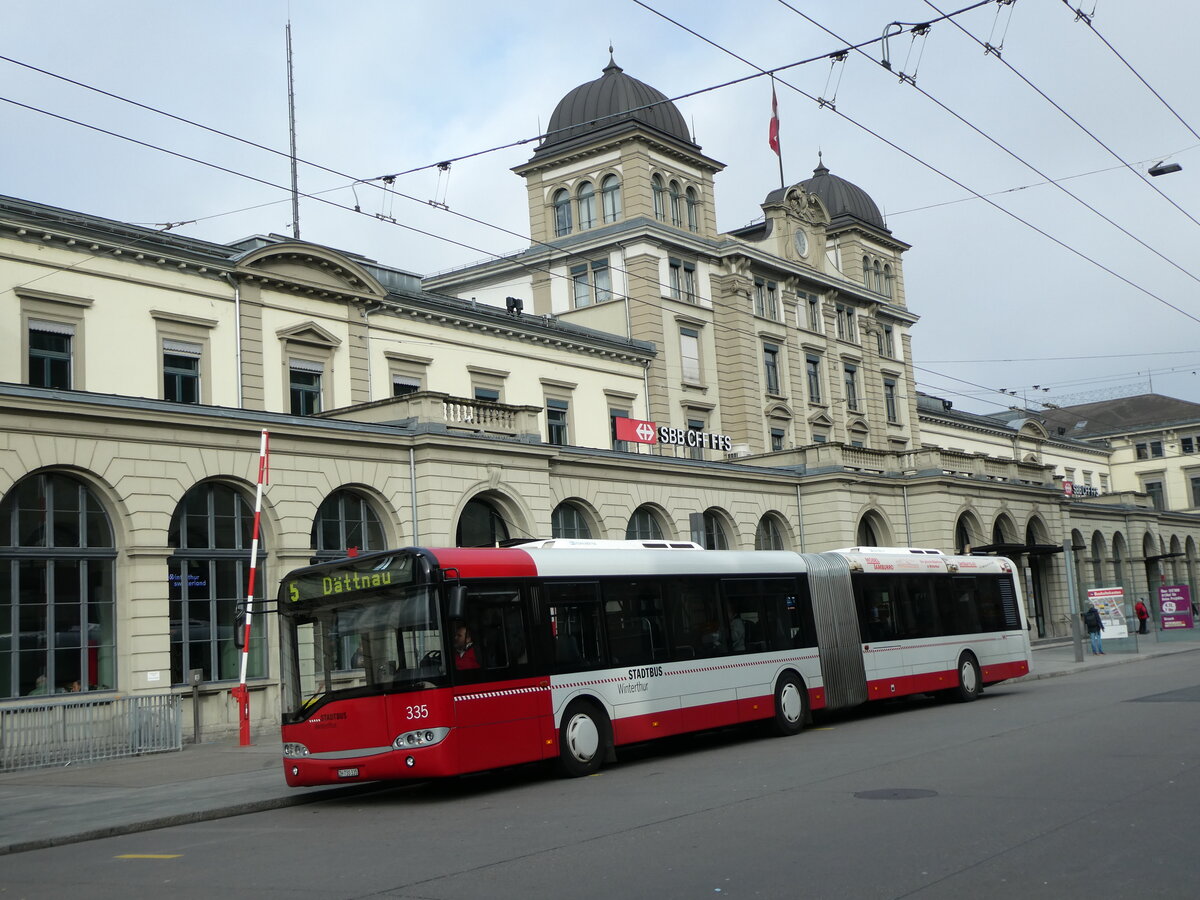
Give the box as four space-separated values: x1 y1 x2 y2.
2 56 1198 736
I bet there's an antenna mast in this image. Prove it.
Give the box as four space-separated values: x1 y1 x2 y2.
286 21 300 239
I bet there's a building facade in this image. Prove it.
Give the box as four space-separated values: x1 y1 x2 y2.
3 58 1199 737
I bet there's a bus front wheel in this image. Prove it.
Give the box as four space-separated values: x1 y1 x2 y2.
772 672 808 736
558 700 610 777
953 653 982 702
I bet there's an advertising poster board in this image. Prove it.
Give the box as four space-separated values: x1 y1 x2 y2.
1158 585 1195 630
1086 587 1129 638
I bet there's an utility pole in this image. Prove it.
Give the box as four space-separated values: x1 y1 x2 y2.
287 21 300 239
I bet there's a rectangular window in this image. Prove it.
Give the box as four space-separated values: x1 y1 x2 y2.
547 398 569 446
681 262 696 303
754 279 766 317
770 427 785 452
392 375 420 396
680 327 701 383
163 340 202 404
669 258 682 300
1151 440 1164 458
1099 473 1109 494
610 407 630 452
289 360 323 416
474 387 500 402
28 321 73 389
1192 476 1200 507
571 264 591 308
877 324 895 358
803 292 822 331
687 417 705 460
1083 470 1093 486
1145 480 1165 510
844 363 860 412
806 354 822 404
593 261 612 303
1184 437 1195 454
1136 442 1149 460
884 377 899 422
763 343 781 395
765 282 778 321
835 303 857 342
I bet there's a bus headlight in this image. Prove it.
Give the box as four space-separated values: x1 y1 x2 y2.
392 727 449 749
283 742 310 758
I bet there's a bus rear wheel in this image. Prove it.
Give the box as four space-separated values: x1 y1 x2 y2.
558 700 610 777
952 652 982 702
772 672 807 736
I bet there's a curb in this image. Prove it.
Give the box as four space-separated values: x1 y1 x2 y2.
0 780 389 857
1010 643 1200 684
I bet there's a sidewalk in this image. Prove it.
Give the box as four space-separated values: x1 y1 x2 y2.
1 638 1196 855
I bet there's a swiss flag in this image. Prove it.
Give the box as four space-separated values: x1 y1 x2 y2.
768 82 780 157
615 416 658 444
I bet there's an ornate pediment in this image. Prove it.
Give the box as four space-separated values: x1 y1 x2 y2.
236 242 386 298
276 321 342 348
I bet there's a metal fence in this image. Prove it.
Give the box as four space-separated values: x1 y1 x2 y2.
0 693 182 773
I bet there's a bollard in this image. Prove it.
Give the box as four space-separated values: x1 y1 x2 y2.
189 668 204 744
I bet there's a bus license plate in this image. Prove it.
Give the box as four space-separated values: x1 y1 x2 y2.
337 767 359 778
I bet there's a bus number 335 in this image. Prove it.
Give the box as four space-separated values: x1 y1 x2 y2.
406 704 429 720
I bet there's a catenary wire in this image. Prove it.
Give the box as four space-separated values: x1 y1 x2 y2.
635 1 1200 332
923 0 1200 233
775 0 1200 289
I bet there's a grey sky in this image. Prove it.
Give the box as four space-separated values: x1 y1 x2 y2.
4 0 1199 414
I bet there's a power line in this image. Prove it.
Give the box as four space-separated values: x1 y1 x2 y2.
776 0 1200 291
923 0 1200 234
1059 0 1200 145
636 0 1200 332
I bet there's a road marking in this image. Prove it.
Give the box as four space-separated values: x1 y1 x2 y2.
115 854 182 859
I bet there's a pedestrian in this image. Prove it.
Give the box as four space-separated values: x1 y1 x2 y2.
1135 598 1150 635
1083 602 1104 655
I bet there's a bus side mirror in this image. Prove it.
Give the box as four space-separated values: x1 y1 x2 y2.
447 584 467 621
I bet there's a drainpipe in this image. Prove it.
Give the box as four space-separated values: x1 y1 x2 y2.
222 272 243 406
902 483 913 545
795 482 805 553
410 447 419 545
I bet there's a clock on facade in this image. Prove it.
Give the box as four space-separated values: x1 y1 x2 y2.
793 228 809 257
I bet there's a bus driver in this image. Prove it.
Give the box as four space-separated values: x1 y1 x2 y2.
453 622 480 670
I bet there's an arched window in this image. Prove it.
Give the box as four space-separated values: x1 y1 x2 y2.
863 256 871 288
651 175 666 222
311 490 386 562
551 502 592 539
857 515 880 547
576 181 596 230
873 260 883 293
955 515 976 555
686 187 699 231
883 264 893 297
168 482 266 685
456 497 510 547
702 510 728 549
601 175 622 223
553 189 572 236
626 506 664 540
754 515 785 550
669 180 683 227
1 473 116 697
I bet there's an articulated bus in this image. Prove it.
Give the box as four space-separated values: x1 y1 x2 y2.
278 543 1031 786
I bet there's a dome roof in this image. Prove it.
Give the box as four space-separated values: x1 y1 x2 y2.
798 161 887 231
538 56 694 153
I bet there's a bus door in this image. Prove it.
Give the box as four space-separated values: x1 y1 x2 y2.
602 581 680 742
451 585 550 772
853 574 908 697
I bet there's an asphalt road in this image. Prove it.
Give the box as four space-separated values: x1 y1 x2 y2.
3 654 1198 899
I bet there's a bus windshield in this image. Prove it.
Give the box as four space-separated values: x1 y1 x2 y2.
281 583 446 722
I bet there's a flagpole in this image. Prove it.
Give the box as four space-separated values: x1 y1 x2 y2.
769 77 785 190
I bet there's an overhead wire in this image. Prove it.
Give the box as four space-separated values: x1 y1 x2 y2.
1058 0 1200 145
0 4 1179 424
923 0 1200 232
775 0 1200 290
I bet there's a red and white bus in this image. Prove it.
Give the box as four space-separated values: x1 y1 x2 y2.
278 543 1030 786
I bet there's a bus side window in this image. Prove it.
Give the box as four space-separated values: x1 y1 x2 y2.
603 581 666 665
784 577 817 649
542 582 604 670
461 587 528 679
853 575 897 642
721 577 799 653
665 578 722 660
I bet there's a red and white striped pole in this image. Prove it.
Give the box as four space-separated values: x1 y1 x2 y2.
232 429 269 746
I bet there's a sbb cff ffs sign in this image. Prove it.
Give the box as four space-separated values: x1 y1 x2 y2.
614 417 733 452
